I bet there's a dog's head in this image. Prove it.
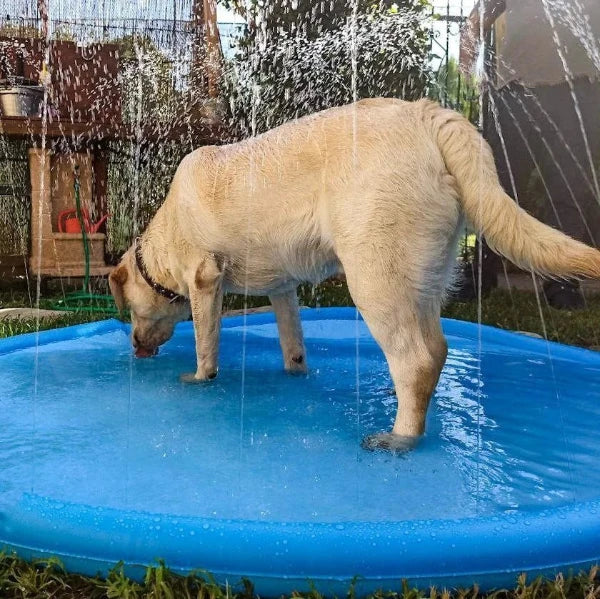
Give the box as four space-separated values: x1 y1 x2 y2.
108 248 191 358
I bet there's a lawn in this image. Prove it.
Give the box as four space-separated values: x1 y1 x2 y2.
3 282 600 349
0 553 598 599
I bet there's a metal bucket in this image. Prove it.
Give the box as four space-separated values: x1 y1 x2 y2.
0 85 45 117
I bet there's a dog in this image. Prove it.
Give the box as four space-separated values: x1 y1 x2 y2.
109 98 600 450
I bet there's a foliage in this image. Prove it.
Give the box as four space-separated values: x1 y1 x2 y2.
103 35 191 254
116 35 182 126
222 0 433 137
442 286 600 348
429 57 480 124
0 24 40 39
105 140 188 255
51 24 76 41
0 552 598 599
0 139 29 256
4 282 600 349
0 20 76 40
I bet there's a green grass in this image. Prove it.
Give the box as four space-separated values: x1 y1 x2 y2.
3 283 600 348
441 288 600 349
0 553 598 599
0 286 109 338
0 312 108 338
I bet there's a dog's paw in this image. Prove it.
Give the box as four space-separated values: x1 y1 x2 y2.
179 371 218 383
285 353 308 375
361 432 420 454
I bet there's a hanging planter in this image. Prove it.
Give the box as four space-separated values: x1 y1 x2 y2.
0 77 45 117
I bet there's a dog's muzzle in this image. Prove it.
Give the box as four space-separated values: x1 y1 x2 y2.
134 345 159 358
133 333 159 358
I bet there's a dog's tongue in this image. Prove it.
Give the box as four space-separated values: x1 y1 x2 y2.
135 346 156 358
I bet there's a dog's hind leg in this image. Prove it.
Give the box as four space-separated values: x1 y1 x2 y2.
270 288 307 374
339 252 447 452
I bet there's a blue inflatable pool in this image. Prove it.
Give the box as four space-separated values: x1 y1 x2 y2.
1 308 600 595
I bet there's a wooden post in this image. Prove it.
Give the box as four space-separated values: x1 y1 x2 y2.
191 0 206 97
191 0 222 100
93 143 109 222
37 0 50 78
28 147 53 276
203 0 221 99
38 0 49 42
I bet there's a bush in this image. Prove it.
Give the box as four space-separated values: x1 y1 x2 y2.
223 0 433 137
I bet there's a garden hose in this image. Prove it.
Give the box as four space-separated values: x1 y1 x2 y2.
50 166 118 315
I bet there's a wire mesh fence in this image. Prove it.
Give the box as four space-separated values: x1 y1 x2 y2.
0 139 29 258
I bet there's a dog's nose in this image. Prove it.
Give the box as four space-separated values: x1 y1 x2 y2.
132 332 140 348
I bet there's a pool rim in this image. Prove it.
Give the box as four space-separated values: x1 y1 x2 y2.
2 307 599 593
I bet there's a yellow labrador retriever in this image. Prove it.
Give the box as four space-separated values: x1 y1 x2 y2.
109 98 600 450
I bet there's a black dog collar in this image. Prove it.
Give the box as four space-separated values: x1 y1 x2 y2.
134 238 186 304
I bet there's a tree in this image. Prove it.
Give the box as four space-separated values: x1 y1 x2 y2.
105 35 188 255
116 34 181 125
222 0 433 137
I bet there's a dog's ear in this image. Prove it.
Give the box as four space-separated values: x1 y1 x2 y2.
194 253 226 291
109 264 128 314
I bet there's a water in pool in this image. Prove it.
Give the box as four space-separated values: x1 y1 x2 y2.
2 309 600 523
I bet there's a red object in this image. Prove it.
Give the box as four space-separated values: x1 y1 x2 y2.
63 215 82 233
58 209 109 234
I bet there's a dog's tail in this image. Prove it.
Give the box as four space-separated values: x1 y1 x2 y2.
421 99 600 279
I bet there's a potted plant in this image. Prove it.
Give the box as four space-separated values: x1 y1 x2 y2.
0 41 45 117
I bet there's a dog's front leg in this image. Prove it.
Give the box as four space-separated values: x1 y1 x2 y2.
269 289 307 374
180 256 224 383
